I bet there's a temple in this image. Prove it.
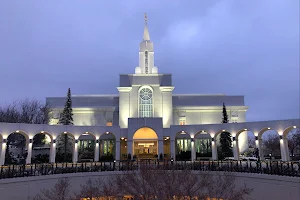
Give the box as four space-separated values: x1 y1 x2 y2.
46 14 249 161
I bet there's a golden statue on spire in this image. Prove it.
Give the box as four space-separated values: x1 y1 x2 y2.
144 13 148 23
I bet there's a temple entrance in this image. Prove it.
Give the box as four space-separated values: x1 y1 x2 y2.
133 127 158 160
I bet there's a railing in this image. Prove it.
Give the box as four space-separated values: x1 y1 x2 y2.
0 160 299 180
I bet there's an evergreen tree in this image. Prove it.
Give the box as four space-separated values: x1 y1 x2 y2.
58 88 73 125
222 102 228 123
58 88 74 162
218 103 233 160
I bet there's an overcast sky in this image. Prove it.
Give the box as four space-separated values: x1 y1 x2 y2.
0 0 299 122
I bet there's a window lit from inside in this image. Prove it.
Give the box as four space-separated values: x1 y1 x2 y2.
139 87 153 117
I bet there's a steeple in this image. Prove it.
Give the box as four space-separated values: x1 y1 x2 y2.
143 13 150 41
135 13 158 74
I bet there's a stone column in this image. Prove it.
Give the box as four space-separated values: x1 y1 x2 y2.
0 141 7 165
158 139 164 158
191 139 196 161
233 139 239 160
26 141 33 164
50 141 56 163
115 140 120 161
127 140 133 159
256 138 264 160
280 137 288 161
72 142 78 163
212 139 217 160
94 141 99 162
170 139 175 161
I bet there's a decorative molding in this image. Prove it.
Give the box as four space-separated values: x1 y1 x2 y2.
117 87 132 92
159 86 175 92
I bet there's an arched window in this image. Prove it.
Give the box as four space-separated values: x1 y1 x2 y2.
139 87 153 117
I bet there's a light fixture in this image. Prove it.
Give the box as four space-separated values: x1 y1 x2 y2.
16 130 20 133
121 137 124 140
244 129 247 131
41 131 45 133
64 131 67 134
29 139 33 143
166 137 169 139
181 131 186 134
222 130 225 132
293 126 297 128
201 130 205 132
53 139 56 143
255 136 258 140
125 139 127 141
106 131 109 134
279 135 283 140
267 127 270 130
85 132 88 134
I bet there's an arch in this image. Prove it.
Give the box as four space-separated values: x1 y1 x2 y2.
32 132 52 163
79 132 96 140
258 127 279 139
100 132 116 140
133 127 158 140
57 132 75 140
33 131 53 142
175 131 191 139
8 130 29 142
138 86 154 118
214 129 231 140
283 126 298 137
194 130 211 139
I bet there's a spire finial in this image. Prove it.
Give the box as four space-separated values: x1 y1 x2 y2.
143 13 150 41
144 13 148 23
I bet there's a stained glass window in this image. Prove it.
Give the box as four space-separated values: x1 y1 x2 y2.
139 87 153 117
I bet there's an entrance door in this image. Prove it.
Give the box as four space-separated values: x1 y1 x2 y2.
133 141 157 159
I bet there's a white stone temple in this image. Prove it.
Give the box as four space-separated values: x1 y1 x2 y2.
46 14 249 161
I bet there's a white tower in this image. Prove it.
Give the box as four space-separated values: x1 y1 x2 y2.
135 13 158 74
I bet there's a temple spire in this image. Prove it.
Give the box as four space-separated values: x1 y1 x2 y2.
143 13 150 41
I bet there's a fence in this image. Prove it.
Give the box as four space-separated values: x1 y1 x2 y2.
0 160 299 179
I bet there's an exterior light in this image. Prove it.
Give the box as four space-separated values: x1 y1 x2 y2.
16 130 20 133
211 138 214 142
244 129 247 131
64 131 67 134
125 139 127 141
201 130 205 132
279 135 283 140
267 127 270 130
181 131 186 134
96 139 99 143
85 132 88 134
121 137 124 140
166 137 169 139
293 126 297 128
106 132 109 134
255 136 258 140
222 130 225 132
53 139 56 143
29 139 33 143
41 131 44 133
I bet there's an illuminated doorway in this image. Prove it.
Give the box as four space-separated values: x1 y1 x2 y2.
133 127 158 159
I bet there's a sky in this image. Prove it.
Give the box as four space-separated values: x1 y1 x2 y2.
0 0 299 122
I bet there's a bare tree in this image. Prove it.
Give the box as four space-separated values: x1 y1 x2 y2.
32 178 71 200
288 129 300 159
0 99 52 124
111 166 252 200
262 134 281 158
